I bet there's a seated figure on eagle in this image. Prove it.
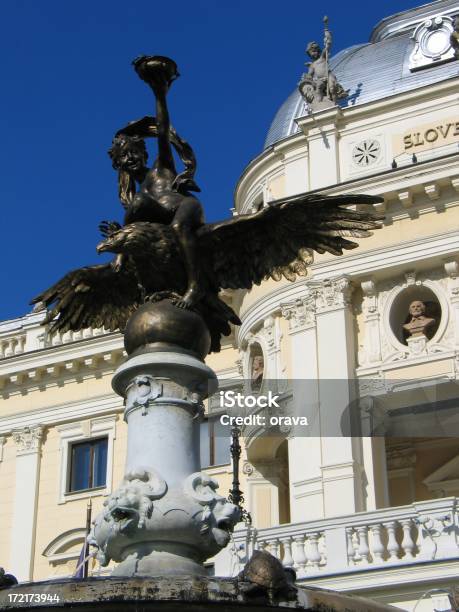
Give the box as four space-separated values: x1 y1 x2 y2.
32 55 384 354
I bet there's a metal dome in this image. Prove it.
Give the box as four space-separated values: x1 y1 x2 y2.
264 0 459 149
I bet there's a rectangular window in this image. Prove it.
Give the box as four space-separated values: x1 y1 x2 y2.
200 417 230 468
68 437 108 493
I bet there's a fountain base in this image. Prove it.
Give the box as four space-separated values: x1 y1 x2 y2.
0 576 401 611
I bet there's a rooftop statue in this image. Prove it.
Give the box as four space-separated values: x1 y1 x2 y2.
299 16 348 111
32 55 382 355
450 16 459 59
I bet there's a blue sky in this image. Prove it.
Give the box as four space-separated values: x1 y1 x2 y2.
1 0 422 321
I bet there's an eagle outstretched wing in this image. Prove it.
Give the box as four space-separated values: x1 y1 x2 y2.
199 193 384 290
31 263 140 333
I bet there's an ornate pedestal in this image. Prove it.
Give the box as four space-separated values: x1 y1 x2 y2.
89 301 240 576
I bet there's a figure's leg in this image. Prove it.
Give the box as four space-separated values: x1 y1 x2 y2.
171 197 205 309
328 75 337 103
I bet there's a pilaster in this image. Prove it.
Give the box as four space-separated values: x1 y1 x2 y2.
281 293 323 521
10 425 44 581
312 276 365 517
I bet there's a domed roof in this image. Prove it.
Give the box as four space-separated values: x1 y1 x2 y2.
264 0 459 149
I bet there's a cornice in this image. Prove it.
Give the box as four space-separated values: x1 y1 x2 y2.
0 393 122 435
234 77 459 212
0 333 125 396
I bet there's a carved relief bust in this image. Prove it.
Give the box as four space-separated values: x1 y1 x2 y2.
403 300 436 338
251 354 264 391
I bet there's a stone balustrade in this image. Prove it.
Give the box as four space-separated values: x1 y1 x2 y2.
232 497 458 579
0 334 26 358
0 311 115 360
43 326 107 347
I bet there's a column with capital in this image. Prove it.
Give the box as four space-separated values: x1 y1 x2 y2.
10 425 44 581
312 276 366 518
281 291 324 521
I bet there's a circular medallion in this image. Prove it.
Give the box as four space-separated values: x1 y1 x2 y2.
352 139 381 167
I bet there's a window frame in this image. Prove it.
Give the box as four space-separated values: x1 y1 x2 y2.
68 436 108 493
200 415 231 469
57 416 116 504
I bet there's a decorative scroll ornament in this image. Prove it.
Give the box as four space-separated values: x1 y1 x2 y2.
409 15 458 71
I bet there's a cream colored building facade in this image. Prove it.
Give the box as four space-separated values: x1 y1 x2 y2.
1 1 459 610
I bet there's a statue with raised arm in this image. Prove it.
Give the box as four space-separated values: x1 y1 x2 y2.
32 54 383 356
299 16 348 110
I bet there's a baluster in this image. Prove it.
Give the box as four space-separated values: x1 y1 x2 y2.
318 532 327 565
270 539 280 559
306 532 321 570
401 519 415 559
371 524 385 563
280 537 294 568
356 526 370 564
0 341 5 358
258 540 270 554
384 521 400 561
15 336 25 354
292 535 307 571
346 527 356 565
4 339 14 357
62 330 72 343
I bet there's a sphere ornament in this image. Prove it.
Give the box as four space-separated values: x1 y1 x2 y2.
124 299 211 360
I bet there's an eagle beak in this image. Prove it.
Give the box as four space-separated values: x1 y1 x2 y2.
96 243 107 254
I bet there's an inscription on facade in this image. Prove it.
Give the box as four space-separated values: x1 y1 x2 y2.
394 117 459 155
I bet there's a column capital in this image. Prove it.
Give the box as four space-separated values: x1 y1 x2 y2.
311 276 353 313
281 293 316 334
12 425 44 456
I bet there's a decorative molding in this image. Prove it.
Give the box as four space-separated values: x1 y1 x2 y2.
0 436 5 461
281 294 316 333
313 276 353 313
42 528 87 562
386 445 416 471
409 15 457 72
12 425 44 456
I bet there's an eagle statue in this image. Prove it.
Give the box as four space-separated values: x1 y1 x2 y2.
32 56 384 353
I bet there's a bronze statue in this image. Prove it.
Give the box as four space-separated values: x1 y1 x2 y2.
32 55 383 355
403 300 436 339
450 16 459 59
298 16 348 110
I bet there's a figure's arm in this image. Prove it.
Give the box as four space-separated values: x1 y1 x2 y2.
155 91 176 174
323 30 332 55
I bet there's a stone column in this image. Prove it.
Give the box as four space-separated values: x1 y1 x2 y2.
312 276 365 517
281 293 324 521
10 425 44 581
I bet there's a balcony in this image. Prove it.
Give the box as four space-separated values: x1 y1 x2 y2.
229 497 459 593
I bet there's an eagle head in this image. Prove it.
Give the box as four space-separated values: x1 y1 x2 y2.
96 229 127 254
